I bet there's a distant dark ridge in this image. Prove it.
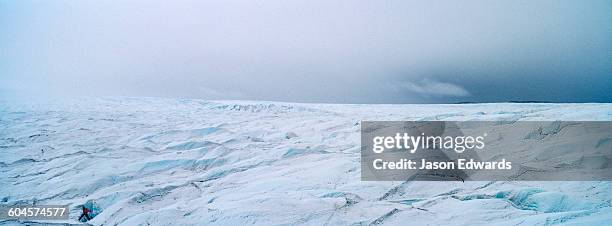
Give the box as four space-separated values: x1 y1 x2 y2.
453 101 479 104
507 100 555 103
453 100 556 104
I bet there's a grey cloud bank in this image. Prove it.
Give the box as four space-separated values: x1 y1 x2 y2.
394 79 471 98
1 0 611 103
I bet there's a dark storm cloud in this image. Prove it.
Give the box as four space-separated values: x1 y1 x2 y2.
1 0 611 103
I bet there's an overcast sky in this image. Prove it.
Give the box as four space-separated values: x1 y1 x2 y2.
1 0 611 103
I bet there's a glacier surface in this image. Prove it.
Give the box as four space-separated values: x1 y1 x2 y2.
1 97 612 225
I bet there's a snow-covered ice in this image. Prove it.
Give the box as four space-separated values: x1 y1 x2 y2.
1 97 612 225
